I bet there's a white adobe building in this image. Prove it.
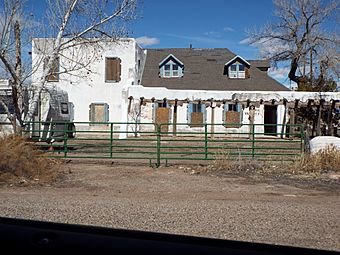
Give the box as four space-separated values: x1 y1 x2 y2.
31 39 340 138
32 38 146 127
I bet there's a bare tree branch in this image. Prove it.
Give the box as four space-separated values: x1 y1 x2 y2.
0 0 138 128
247 0 339 91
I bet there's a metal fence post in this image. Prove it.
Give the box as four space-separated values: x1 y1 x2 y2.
300 124 304 155
251 124 255 159
204 123 208 159
63 122 67 158
110 123 113 158
156 124 161 167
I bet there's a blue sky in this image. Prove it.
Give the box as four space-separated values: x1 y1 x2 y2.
1 0 305 87
131 0 275 59
17 0 277 59
130 0 297 87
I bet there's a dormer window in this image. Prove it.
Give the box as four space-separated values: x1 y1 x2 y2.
172 64 179 76
229 62 245 78
224 55 250 79
159 54 184 78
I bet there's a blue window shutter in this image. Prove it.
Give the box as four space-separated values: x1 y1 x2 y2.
223 103 229 123
104 103 109 122
237 104 243 123
152 103 158 122
236 104 241 112
202 104 207 123
187 102 193 124
222 103 227 122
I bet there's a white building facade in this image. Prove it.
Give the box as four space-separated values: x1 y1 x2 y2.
30 40 340 138
32 38 146 127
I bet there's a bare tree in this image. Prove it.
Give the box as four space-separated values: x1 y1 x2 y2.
128 98 146 137
247 0 339 91
0 0 138 131
0 0 25 131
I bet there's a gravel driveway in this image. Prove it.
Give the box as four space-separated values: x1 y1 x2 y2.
0 161 339 251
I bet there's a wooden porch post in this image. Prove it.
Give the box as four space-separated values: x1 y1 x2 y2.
280 99 287 138
248 105 255 139
327 100 335 136
211 105 215 138
316 100 323 136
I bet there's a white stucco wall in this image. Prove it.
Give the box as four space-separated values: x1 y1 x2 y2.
136 102 266 136
30 40 340 139
32 38 145 128
128 86 340 103
127 86 340 137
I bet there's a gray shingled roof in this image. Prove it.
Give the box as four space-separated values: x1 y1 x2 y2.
141 48 290 91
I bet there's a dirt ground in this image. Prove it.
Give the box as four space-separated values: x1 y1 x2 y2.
0 160 339 251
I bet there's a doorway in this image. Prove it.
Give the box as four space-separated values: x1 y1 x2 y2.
264 105 277 135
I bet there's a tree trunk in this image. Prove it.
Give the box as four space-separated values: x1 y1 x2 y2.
13 20 23 132
288 57 308 90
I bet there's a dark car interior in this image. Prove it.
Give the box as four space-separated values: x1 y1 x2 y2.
0 217 338 255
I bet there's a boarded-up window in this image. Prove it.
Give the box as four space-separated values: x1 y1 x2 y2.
89 103 109 123
153 102 171 133
105 57 121 82
223 103 242 128
44 57 59 82
187 103 206 127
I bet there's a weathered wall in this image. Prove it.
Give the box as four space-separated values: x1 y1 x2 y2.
127 86 340 136
32 39 145 127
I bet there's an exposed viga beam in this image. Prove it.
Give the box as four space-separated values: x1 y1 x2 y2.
128 85 340 104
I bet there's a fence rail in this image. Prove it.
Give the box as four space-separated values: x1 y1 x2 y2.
20 121 304 167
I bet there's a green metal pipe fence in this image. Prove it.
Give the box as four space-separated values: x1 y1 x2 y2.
20 121 305 167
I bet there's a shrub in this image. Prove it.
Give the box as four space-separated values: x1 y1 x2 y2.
290 145 340 174
0 135 59 185
213 149 268 173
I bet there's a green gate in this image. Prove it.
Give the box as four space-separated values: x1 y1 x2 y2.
22 121 304 167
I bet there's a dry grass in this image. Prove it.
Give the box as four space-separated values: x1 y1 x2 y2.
290 146 340 174
213 149 270 173
0 135 60 185
213 145 340 177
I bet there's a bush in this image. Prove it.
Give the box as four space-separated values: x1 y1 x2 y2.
212 146 340 178
213 149 269 173
0 135 59 185
290 145 340 174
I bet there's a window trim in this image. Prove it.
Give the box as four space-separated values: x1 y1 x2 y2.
152 102 172 124
89 102 110 123
187 102 206 127
161 62 181 78
159 54 184 78
225 55 250 79
105 57 121 83
223 103 243 128
228 63 245 79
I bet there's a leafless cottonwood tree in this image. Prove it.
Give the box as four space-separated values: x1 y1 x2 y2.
128 99 147 137
0 0 25 131
0 0 138 132
247 0 339 91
